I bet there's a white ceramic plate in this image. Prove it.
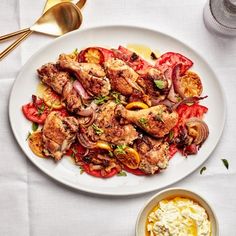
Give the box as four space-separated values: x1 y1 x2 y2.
136 188 219 235
9 26 225 196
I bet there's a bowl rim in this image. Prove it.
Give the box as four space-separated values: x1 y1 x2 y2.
135 187 219 236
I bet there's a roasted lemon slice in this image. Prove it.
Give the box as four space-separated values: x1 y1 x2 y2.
28 131 45 158
43 86 64 109
95 141 113 151
125 101 149 110
114 146 140 169
177 71 203 98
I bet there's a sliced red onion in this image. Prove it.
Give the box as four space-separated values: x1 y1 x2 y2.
124 77 144 93
73 80 91 100
80 111 96 127
77 133 96 149
167 85 179 103
171 96 208 111
185 117 209 145
166 65 181 103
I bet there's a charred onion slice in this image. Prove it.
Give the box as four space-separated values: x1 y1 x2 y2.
114 147 140 169
185 117 209 145
28 131 45 158
174 71 203 98
125 101 149 110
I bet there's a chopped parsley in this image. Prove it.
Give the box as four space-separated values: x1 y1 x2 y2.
73 48 79 55
92 124 104 135
169 130 174 140
111 92 121 104
79 166 84 174
108 151 114 157
221 159 229 169
139 118 148 126
115 144 127 155
26 132 31 141
200 166 206 175
37 103 45 115
32 122 38 132
117 171 127 177
154 80 165 90
94 95 109 105
155 115 164 123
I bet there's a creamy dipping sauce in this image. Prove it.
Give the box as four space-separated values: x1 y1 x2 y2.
146 197 211 236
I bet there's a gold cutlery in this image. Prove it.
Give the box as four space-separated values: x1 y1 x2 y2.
0 0 86 60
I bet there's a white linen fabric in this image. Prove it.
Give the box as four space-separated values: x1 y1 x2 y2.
0 0 236 235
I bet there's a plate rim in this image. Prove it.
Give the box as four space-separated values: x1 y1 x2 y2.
9 25 226 196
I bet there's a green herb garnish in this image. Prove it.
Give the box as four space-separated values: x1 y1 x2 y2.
32 122 38 132
26 132 32 141
139 118 148 126
200 166 206 175
79 166 84 174
221 159 229 169
115 144 127 155
169 130 174 140
155 115 164 123
154 80 165 90
73 48 78 55
117 171 127 177
92 124 104 135
108 151 114 157
70 152 75 159
94 95 109 105
111 92 121 104
37 103 45 115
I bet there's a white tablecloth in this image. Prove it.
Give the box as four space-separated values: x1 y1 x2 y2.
1 0 236 235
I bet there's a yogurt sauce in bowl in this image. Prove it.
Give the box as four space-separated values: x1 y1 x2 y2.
136 188 218 236
146 197 211 236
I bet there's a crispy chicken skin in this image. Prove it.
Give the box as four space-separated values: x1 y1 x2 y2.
135 136 169 174
37 63 82 114
37 63 70 94
59 55 111 96
62 81 82 113
115 104 178 138
42 111 79 160
86 101 138 145
104 58 143 96
137 68 171 105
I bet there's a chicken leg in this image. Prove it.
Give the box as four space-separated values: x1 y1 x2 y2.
115 104 178 138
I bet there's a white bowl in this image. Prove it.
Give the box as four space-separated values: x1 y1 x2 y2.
136 188 219 236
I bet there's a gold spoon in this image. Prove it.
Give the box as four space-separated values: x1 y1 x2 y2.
0 0 86 42
0 2 83 60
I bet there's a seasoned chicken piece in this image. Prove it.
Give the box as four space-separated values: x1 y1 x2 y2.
42 111 79 160
37 63 70 94
137 68 171 105
85 101 138 145
115 104 178 138
59 56 111 96
104 58 143 96
62 81 82 114
135 136 169 174
37 63 83 114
